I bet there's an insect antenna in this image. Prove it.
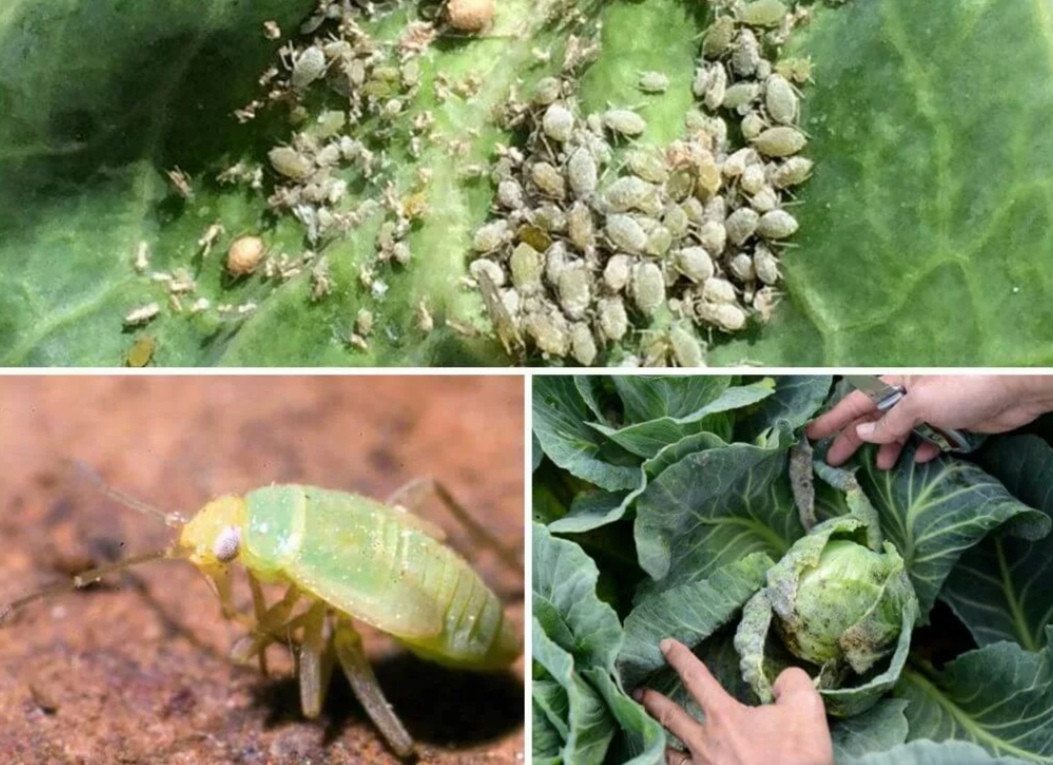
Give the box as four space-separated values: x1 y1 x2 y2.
71 460 187 528
0 547 183 625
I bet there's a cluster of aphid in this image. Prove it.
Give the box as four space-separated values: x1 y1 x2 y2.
470 0 814 366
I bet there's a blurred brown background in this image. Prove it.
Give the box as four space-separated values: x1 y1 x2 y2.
0 375 524 765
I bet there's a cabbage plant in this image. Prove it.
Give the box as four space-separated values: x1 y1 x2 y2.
533 376 1053 764
2 0 1051 366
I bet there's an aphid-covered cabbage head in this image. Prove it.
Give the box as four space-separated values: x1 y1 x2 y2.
734 515 919 717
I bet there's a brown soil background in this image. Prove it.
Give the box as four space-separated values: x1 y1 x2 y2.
0 376 525 765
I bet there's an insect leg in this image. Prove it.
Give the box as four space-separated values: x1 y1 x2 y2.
332 615 415 759
230 584 300 664
298 601 334 719
248 573 271 676
387 477 522 574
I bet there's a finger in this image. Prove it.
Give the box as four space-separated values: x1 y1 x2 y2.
772 667 826 717
855 398 921 445
636 687 704 748
875 440 906 470
825 414 878 466
665 746 694 765
660 639 733 715
806 390 878 440
914 441 942 464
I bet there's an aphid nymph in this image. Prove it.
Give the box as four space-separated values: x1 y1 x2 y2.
1 475 522 759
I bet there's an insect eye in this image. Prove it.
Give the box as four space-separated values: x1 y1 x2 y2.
213 527 241 563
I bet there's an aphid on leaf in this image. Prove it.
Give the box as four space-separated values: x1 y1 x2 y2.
569 322 598 367
291 45 327 91
669 324 706 367
473 220 511 252
637 71 670 94
675 246 715 283
751 126 807 157
123 303 160 327
757 209 799 239
166 167 193 199
770 156 814 189
529 161 566 200
227 236 265 277
532 77 562 106
703 63 727 111
566 147 598 199
523 304 569 359
602 109 647 137
133 241 150 274
262 20 282 40
603 254 633 292
268 147 314 181
764 73 798 125
736 0 789 28
0 473 521 759
630 261 665 316
702 277 738 305
125 335 156 367
605 214 647 254
556 263 591 320
541 103 575 143
702 16 736 59
725 207 760 246
731 29 761 77
597 296 629 341
197 223 225 259
477 268 525 359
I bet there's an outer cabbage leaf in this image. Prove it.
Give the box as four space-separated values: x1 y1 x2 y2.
855 442 1051 619
849 740 1033 765
942 435 1053 651
895 627 1053 763
831 699 909 762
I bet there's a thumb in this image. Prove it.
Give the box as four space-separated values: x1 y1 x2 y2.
772 667 819 704
855 400 920 445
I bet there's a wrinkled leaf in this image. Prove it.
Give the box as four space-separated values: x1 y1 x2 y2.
584 668 667 765
736 376 834 442
943 435 1053 651
831 699 910 762
850 740 1033 765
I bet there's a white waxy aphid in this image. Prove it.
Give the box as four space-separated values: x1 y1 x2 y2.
663 204 689 237
532 77 562 105
315 143 342 168
754 246 780 286
542 103 575 142
569 322 598 366
571 127 612 165
765 74 798 125
741 113 767 140
722 82 760 111
631 214 658 235
637 71 670 94
602 109 647 137
757 209 799 239
646 225 673 256
268 147 313 180
604 254 633 292
567 147 598 199
670 324 705 367
700 301 748 331
533 203 567 233
753 286 780 322
355 307 375 338
496 179 525 209
740 164 767 196
631 262 666 315
702 277 738 304
557 263 591 319
756 59 773 81
697 221 727 255
702 16 736 58
227 236 265 276
604 176 660 215
703 63 727 111
752 126 807 157
681 197 705 224
771 156 814 188
133 241 150 273
731 29 761 77
566 202 594 251
723 148 757 178
530 161 566 199
124 303 160 327
470 258 506 288
501 288 520 318
749 186 779 213
703 195 726 224
472 219 511 252
728 252 756 283
626 150 668 184
676 246 715 283
292 46 327 90
606 214 647 254
737 0 789 28
664 168 694 202
391 241 411 266
597 297 629 341
510 243 543 293
725 207 760 246
695 150 723 198
525 306 569 358
691 66 712 98
544 242 570 285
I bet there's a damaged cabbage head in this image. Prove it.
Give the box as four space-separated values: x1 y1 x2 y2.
734 516 919 717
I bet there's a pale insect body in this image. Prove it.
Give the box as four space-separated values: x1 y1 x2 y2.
2 480 521 760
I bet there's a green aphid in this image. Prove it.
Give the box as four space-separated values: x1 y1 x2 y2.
702 16 737 59
736 0 789 28
1 481 522 759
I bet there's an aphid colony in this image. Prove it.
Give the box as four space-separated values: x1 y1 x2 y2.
470 0 814 366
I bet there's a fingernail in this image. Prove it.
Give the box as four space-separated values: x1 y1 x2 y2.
632 688 644 701
659 638 673 655
856 422 875 439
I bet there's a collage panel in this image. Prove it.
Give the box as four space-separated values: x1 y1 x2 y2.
0 375 525 764
532 374 1053 765
2 1 1049 368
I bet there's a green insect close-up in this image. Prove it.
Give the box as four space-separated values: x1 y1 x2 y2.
0 376 525 765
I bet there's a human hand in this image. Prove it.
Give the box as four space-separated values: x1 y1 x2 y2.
633 639 834 765
806 375 1053 470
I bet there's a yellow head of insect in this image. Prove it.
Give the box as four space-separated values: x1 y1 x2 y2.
178 495 248 575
